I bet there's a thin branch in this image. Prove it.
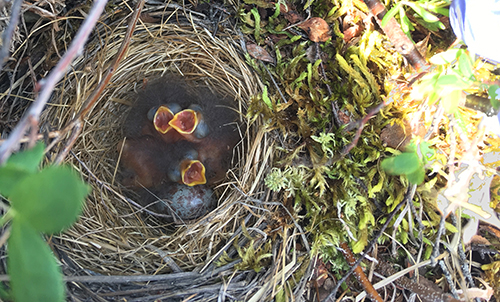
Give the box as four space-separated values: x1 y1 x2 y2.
363 0 428 72
0 0 23 74
341 101 386 156
338 241 384 302
53 0 146 164
376 260 461 302
324 184 416 302
0 0 109 165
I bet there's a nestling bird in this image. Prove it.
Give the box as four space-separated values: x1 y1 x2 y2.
117 135 168 188
168 105 210 142
122 78 194 139
119 76 242 220
118 137 207 188
147 104 182 132
180 90 240 185
166 143 206 186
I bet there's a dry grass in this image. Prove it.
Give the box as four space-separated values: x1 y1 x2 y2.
15 3 311 300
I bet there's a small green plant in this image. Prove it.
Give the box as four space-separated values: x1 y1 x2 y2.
415 48 500 115
382 47 500 184
382 0 449 39
381 140 436 185
0 143 90 302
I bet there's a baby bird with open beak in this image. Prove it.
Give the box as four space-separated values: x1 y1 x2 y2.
118 137 206 188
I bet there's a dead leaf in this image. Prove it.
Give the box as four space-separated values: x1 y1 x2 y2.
343 24 362 43
280 2 303 23
268 34 289 45
337 110 352 125
247 44 275 63
297 17 331 42
415 34 431 58
380 121 412 150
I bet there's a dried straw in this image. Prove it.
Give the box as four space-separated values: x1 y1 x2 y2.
0 1 315 299
46 13 267 273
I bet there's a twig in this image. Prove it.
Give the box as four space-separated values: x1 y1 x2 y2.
0 0 23 74
431 214 445 265
324 184 416 302
126 281 248 302
341 101 386 156
438 259 460 299
76 0 144 120
0 0 108 165
450 213 481 302
145 245 183 273
338 241 384 302
362 0 428 72
377 260 462 302
54 121 81 165
231 184 310 252
53 0 146 164
262 63 288 104
357 252 450 301
0 131 60 144
0 259 242 283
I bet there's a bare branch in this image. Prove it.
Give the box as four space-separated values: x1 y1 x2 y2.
0 0 108 164
0 0 23 74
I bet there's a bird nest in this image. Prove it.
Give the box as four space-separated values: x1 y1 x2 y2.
24 3 305 300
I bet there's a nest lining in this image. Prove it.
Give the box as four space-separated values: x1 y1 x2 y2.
40 11 277 278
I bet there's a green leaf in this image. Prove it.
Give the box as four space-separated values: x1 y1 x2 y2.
9 165 90 234
429 49 460 65
406 165 425 185
381 3 402 27
0 143 45 197
406 2 439 23
262 86 273 109
488 84 500 110
359 210 375 229
458 51 474 79
271 2 280 19
381 152 421 175
400 229 408 244
445 222 458 233
250 8 261 42
243 0 274 8
436 74 461 88
419 141 436 162
435 74 468 89
453 110 469 134
430 6 449 17
8 219 65 302
351 229 368 254
303 0 313 10
5 143 44 173
400 7 414 38
0 166 30 198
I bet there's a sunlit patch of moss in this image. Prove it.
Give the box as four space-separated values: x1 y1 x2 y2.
242 0 490 279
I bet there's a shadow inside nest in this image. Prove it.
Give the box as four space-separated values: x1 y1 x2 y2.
116 75 246 225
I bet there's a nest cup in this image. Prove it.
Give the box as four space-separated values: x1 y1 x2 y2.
40 7 271 280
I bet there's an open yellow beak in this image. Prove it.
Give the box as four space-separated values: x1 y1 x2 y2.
169 109 200 135
153 105 176 134
180 159 206 186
